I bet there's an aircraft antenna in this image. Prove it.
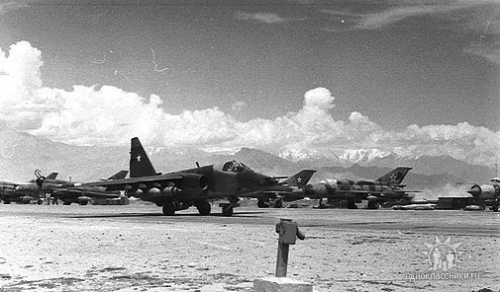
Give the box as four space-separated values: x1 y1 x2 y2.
196 162 200 168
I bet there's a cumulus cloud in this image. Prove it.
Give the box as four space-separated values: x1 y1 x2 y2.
0 41 499 167
235 12 286 24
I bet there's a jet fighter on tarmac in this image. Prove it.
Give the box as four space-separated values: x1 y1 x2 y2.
1 171 70 204
51 170 128 205
95 137 314 216
304 167 415 209
467 177 499 212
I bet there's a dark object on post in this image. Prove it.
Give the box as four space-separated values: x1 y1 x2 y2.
275 218 305 277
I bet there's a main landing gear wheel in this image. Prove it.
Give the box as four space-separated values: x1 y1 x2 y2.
196 200 211 216
222 205 233 217
162 201 176 216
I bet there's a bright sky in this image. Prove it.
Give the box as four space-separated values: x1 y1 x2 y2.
0 0 499 166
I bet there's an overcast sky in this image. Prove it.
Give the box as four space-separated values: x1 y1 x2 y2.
0 0 498 167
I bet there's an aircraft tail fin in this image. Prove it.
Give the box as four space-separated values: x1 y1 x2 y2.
286 170 316 187
130 137 157 178
107 170 128 180
376 167 412 185
46 172 58 180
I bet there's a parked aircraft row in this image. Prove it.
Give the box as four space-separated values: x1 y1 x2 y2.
0 170 127 205
1 137 497 215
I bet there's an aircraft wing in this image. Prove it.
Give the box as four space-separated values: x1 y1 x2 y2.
53 188 121 199
89 173 184 191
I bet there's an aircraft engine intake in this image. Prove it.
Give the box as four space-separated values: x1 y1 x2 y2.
181 173 209 192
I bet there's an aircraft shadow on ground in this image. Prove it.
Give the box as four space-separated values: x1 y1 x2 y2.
67 210 265 219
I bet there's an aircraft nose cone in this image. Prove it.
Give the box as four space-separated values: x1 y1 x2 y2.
467 186 481 197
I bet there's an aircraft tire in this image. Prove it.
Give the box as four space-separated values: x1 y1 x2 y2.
63 201 72 205
272 199 283 208
222 206 233 217
196 200 211 216
37 199 44 205
3 200 11 204
492 204 499 212
162 201 176 216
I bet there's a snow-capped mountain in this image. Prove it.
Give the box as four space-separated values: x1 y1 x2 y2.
0 126 495 188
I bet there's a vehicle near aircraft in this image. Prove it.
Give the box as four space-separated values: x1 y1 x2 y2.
303 167 415 209
466 177 500 212
95 137 314 216
392 203 437 210
51 171 128 205
1 171 66 204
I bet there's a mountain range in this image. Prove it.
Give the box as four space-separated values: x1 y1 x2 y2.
0 126 495 197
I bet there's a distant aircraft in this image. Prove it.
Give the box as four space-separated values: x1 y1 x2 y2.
466 177 499 212
254 170 316 208
13 169 75 201
1 170 71 204
303 167 415 209
51 171 128 205
95 137 312 216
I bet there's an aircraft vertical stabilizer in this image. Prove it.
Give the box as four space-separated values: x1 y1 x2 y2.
107 170 128 180
46 172 58 180
130 137 157 178
286 170 316 187
376 167 412 185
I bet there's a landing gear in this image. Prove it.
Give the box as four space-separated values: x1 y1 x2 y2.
367 201 379 209
492 199 499 212
272 198 283 208
162 201 176 216
221 205 233 217
195 200 211 216
257 199 269 208
219 196 239 217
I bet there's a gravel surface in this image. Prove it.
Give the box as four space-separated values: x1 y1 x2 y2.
0 203 498 292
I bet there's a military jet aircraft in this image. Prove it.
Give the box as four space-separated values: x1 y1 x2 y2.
1 171 65 204
303 167 415 209
254 169 316 208
95 137 314 216
13 169 75 201
466 177 499 212
51 171 128 205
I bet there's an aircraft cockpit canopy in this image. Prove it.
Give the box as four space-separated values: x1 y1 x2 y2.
222 160 254 173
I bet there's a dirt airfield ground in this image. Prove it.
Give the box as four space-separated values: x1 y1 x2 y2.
0 202 499 292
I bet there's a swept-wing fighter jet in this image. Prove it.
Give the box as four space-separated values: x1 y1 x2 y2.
51 171 128 205
1 171 70 204
466 177 499 212
95 137 312 216
304 167 414 209
254 169 316 208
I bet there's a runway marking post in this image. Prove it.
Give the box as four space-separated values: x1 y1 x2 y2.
275 218 305 277
253 218 312 292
